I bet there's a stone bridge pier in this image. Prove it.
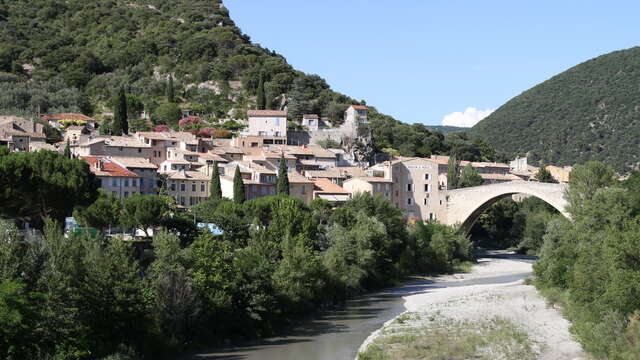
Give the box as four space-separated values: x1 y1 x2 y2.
442 182 569 234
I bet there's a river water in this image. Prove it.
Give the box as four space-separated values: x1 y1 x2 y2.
188 254 534 360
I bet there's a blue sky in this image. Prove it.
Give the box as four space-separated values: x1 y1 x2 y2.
225 1 639 126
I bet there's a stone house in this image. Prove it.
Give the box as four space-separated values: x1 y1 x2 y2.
82 156 141 199
166 170 211 207
312 178 351 204
342 177 394 203
109 157 158 195
302 114 320 131
247 110 287 137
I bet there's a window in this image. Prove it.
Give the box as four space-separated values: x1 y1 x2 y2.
132 179 137 187
424 184 431 192
423 198 428 205
138 148 142 153
406 184 413 192
124 179 129 187
301 185 307 194
124 191 129 197
429 213 436 220
192 183 196 192
170 183 176 191
407 198 413 205
140 178 144 186
424 173 431 180
180 196 185 206
112 178 118 186
201 183 205 192
180 183 186 191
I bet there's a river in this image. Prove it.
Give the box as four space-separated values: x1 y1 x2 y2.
187 252 535 360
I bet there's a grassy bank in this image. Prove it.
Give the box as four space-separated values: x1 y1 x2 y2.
358 313 536 360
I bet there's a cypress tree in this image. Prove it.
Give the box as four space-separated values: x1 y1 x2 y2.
210 161 222 199
63 139 71 158
277 155 289 195
447 155 460 190
112 86 128 135
233 166 245 204
167 75 175 103
256 73 266 110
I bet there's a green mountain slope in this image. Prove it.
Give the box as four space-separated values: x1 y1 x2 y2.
471 46 640 172
0 0 495 161
0 0 356 123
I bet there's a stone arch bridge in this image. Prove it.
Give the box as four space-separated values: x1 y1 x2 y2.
443 182 569 234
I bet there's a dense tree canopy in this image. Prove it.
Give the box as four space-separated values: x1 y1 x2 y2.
534 161 640 358
0 150 98 227
0 183 475 359
458 164 484 188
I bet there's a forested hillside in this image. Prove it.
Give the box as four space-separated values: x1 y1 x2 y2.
0 0 355 122
0 0 495 161
472 46 640 172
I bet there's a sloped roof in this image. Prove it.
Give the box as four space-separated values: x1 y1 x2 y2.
247 110 287 117
314 178 350 194
167 170 210 181
346 176 393 184
47 113 94 121
82 156 140 178
288 170 314 184
109 156 158 169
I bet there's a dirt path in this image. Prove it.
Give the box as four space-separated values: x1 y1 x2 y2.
358 256 586 359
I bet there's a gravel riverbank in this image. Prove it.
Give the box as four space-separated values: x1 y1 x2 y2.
357 256 586 360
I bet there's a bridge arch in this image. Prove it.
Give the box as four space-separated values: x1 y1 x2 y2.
443 182 569 234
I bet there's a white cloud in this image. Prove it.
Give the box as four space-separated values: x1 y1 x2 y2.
441 107 495 127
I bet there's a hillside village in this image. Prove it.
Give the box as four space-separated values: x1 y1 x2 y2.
0 105 571 227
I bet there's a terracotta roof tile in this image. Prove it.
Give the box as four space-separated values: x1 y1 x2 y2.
82 156 140 178
314 178 350 194
47 113 94 121
247 110 287 117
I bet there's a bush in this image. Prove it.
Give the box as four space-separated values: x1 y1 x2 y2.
152 103 182 127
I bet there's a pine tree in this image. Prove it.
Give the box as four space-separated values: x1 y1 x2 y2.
167 75 175 103
112 86 128 135
447 155 460 189
458 164 484 188
535 163 558 183
210 161 222 199
233 166 245 204
277 155 289 195
256 73 266 110
63 139 71 158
